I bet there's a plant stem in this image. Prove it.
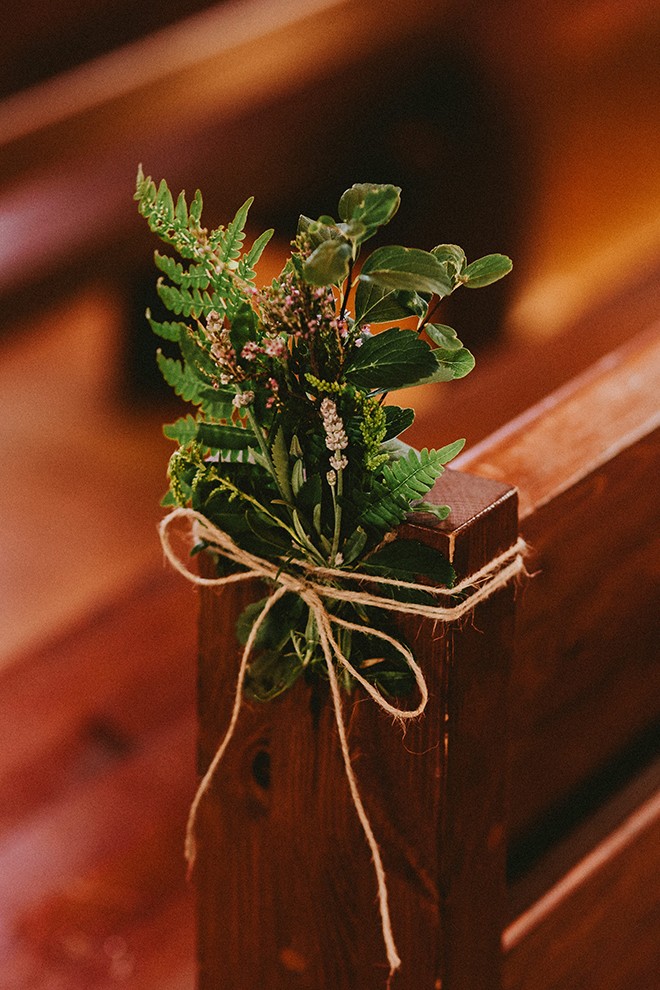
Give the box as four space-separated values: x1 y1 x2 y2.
340 258 354 320
329 468 344 564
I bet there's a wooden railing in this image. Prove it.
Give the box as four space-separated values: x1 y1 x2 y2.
195 324 660 988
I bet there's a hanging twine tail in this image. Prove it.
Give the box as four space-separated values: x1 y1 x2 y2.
159 507 528 978
316 604 402 979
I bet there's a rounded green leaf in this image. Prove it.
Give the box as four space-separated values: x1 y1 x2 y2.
424 323 463 352
338 183 401 229
303 239 352 286
463 254 513 288
359 246 452 298
344 327 437 390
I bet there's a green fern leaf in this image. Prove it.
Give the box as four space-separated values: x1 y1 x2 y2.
163 414 200 444
154 252 210 290
156 352 204 404
380 444 464 503
239 228 275 281
146 311 188 341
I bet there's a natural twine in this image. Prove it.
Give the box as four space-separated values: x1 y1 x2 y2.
159 506 527 982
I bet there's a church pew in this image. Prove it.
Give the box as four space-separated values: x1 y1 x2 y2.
194 322 659 988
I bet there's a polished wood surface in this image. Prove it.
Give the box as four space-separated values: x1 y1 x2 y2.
459 324 660 843
0 568 198 989
196 472 518 989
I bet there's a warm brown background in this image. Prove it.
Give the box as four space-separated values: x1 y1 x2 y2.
1 1 658 986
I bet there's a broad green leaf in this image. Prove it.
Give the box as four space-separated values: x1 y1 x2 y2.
431 243 466 275
291 458 305 496
337 183 401 234
383 405 415 440
244 648 304 702
344 327 437 391
463 254 512 288
363 539 455 587
297 215 341 250
416 346 475 383
354 277 429 326
303 239 352 286
359 246 452 298
424 323 463 352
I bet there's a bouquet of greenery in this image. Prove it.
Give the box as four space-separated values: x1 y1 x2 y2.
135 170 511 703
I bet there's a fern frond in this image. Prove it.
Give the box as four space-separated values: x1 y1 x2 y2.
146 311 189 341
156 352 205 404
238 228 275 282
163 414 200 445
154 252 210 290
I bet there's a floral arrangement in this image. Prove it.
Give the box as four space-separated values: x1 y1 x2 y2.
135 170 512 703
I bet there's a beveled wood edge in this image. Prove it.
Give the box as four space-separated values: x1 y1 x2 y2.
454 321 660 519
0 0 444 151
503 756 660 948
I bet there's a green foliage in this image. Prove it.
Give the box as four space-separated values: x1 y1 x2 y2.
137 168 511 701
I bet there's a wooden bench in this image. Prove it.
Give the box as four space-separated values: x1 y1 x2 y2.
195 323 660 988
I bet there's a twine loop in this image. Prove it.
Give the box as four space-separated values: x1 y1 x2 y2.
159 506 527 981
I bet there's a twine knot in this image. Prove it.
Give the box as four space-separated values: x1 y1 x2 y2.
159 506 527 982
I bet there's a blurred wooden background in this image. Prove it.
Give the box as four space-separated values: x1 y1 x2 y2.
1 1 658 986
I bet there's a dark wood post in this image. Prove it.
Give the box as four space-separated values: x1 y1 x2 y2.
196 468 518 989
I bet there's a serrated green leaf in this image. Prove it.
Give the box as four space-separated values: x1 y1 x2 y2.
163 414 200 444
147 310 187 341
463 254 512 288
379 447 443 500
156 179 174 221
189 188 203 223
175 190 188 224
412 501 451 521
344 327 437 391
244 228 274 269
303 239 352 286
156 352 204 403
359 246 452 298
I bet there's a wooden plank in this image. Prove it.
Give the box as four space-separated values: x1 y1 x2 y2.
0 0 448 298
196 469 518 989
503 784 660 990
0 568 198 988
457 326 660 839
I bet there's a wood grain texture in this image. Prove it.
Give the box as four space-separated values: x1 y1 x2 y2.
458 326 660 840
503 785 660 990
0 569 198 989
196 470 518 989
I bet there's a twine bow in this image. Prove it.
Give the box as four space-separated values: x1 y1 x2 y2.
159 506 527 981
